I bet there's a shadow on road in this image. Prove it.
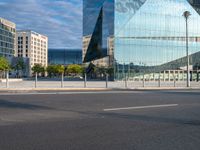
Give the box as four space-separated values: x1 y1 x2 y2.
0 99 51 110
98 112 200 126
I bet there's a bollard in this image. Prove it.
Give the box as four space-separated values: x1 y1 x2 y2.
158 72 161 87
6 71 9 88
125 76 128 88
84 73 87 88
35 72 38 88
143 74 145 87
61 73 64 88
174 78 176 87
174 77 176 87
106 73 108 88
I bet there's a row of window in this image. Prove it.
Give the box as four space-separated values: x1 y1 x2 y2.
18 45 28 48
0 29 15 37
0 35 15 43
0 42 14 48
18 50 28 53
18 36 28 40
18 54 28 57
0 48 14 54
18 41 28 44
31 37 47 44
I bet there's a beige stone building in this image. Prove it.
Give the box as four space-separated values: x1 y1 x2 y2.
16 30 48 76
82 35 114 67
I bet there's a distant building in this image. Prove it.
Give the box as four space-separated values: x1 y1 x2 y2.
0 17 16 57
48 49 82 65
16 30 48 76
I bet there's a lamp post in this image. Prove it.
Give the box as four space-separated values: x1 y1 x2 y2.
183 11 191 87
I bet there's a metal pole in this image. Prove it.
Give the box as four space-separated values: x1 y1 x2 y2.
61 73 64 88
84 73 87 88
186 17 190 87
106 73 108 88
158 72 161 87
125 74 128 88
6 71 9 88
35 72 37 88
143 74 145 87
174 74 176 87
184 12 191 87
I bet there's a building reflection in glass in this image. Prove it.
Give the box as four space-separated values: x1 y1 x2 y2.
83 0 200 81
48 49 82 65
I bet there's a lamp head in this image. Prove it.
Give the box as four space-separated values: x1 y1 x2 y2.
183 11 191 19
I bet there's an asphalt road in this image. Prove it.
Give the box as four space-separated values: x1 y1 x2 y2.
0 90 200 150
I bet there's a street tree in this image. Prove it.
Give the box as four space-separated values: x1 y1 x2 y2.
66 64 83 76
56 65 65 75
47 65 57 77
14 58 25 78
0 57 10 78
32 64 45 76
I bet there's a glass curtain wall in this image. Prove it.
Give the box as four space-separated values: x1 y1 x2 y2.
114 0 200 81
83 0 114 62
48 49 82 65
0 22 15 57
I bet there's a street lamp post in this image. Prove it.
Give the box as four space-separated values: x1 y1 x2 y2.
183 11 191 87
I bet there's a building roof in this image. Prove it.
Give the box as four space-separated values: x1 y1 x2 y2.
17 30 48 39
0 17 16 28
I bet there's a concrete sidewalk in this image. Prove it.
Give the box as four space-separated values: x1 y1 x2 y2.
0 80 200 93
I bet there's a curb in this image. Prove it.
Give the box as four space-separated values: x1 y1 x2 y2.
0 88 113 93
0 87 200 93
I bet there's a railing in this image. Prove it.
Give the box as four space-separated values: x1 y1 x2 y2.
0 75 199 89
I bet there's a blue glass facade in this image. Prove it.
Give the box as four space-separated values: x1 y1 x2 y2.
48 49 82 65
83 0 114 62
0 18 16 57
83 0 200 81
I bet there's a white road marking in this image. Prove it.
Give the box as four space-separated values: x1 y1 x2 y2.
103 104 179 111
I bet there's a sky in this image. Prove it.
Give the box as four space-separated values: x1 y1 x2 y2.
0 0 82 49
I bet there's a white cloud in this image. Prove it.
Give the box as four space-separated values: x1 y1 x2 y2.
0 0 82 48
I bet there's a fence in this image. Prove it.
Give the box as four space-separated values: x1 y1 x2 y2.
0 74 200 89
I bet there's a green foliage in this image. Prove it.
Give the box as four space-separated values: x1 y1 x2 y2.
106 67 114 75
47 65 65 77
47 65 56 77
66 64 83 75
0 57 10 71
14 58 25 71
13 58 25 77
56 65 65 74
32 64 45 74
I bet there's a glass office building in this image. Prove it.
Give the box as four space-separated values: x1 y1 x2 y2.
0 17 16 57
83 0 200 81
48 49 82 65
83 0 114 63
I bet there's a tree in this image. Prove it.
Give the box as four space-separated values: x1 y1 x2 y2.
55 65 65 75
0 57 10 78
13 58 25 78
32 64 45 76
46 65 65 77
66 64 83 76
0 57 10 71
47 65 57 77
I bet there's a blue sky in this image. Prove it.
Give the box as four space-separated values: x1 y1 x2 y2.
0 0 82 49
